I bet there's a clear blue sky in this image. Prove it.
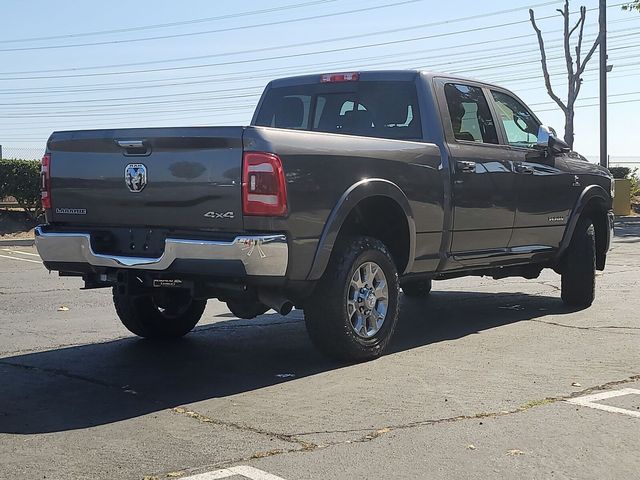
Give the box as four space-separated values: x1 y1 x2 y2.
1 0 639 159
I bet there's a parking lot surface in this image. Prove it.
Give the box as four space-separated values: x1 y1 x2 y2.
0 220 638 479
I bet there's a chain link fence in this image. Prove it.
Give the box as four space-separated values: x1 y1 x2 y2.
608 157 640 169
0 146 44 161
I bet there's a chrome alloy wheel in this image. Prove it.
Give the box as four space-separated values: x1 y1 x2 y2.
347 261 389 338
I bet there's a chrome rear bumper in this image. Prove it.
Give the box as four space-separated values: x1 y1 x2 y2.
34 226 288 276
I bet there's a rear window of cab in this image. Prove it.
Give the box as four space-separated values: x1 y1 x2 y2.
254 81 422 141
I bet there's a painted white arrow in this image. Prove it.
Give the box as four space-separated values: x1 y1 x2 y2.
180 465 288 480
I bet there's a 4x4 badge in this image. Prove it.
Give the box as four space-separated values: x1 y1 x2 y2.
204 211 235 219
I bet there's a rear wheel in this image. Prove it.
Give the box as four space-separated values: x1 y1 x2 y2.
401 279 432 298
304 236 399 362
561 217 596 308
113 288 206 338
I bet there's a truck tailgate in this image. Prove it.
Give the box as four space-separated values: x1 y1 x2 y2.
47 127 244 232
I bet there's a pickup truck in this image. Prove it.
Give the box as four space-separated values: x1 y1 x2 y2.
36 70 614 361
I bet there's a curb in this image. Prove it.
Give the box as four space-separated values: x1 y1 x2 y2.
0 238 35 247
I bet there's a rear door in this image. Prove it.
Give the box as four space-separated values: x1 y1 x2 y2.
436 80 518 264
488 89 575 250
47 127 244 232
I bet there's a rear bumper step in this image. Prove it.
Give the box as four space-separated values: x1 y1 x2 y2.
35 226 288 276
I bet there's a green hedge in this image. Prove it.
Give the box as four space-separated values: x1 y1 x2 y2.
609 167 631 179
0 158 41 219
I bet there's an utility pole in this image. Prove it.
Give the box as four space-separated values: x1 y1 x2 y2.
599 0 608 168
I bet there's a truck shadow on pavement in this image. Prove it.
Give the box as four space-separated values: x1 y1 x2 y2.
0 289 581 435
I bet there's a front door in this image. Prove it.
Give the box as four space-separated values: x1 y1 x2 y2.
489 89 576 251
439 81 518 265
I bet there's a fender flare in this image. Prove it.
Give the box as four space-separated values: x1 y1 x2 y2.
307 178 416 280
557 184 610 259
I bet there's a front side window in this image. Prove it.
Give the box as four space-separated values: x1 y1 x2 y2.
491 90 539 148
444 83 498 144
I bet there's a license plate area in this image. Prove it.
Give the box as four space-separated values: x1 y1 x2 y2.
90 227 167 258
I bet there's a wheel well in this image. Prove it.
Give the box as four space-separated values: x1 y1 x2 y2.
336 196 411 273
581 197 609 270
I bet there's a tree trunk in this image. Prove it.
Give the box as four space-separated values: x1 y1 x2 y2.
564 111 575 149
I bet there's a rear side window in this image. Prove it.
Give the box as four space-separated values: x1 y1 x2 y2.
444 83 498 144
254 81 422 140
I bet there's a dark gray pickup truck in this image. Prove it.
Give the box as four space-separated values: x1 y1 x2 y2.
36 70 614 361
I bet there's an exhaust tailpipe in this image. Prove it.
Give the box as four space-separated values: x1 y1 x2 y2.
258 290 293 316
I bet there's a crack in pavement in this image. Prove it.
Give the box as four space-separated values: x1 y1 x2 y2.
172 406 316 449
153 375 640 479
528 318 640 334
290 374 640 440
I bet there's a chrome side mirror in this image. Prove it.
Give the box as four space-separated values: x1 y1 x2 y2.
535 125 552 150
535 125 570 154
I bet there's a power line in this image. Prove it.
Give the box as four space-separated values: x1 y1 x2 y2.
0 0 339 44
3 61 639 121
3 2 611 78
536 97 640 112
530 90 640 106
0 0 424 53
6 24 621 97
4 39 637 109
12 18 633 95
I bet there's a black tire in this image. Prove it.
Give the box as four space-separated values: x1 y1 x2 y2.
226 300 269 319
561 217 596 308
401 278 432 298
304 236 400 362
113 288 206 338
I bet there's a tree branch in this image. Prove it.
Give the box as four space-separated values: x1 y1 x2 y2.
529 8 567 113
562 0 575 80
576 33 601 77
568 11 583 38
575 6 586 70
576 4 602 77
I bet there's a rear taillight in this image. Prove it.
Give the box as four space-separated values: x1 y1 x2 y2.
242 152 287 216
320 72 359 83
41 154 51 209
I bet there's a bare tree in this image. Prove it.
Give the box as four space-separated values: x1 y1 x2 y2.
529 1 600 149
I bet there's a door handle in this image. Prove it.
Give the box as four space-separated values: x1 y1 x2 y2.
115 139 151 156
515 163 535 174
456 161 476 173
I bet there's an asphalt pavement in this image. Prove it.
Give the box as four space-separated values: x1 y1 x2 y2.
0 220 638 480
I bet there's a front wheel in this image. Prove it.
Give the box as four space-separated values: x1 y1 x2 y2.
304 236 400 362
113 288 206 338
561 217 596 308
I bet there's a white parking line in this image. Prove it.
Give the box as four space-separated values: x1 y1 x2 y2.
180 465 288 480
1 248 40 257
0 253 41 264
566 388 640 418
